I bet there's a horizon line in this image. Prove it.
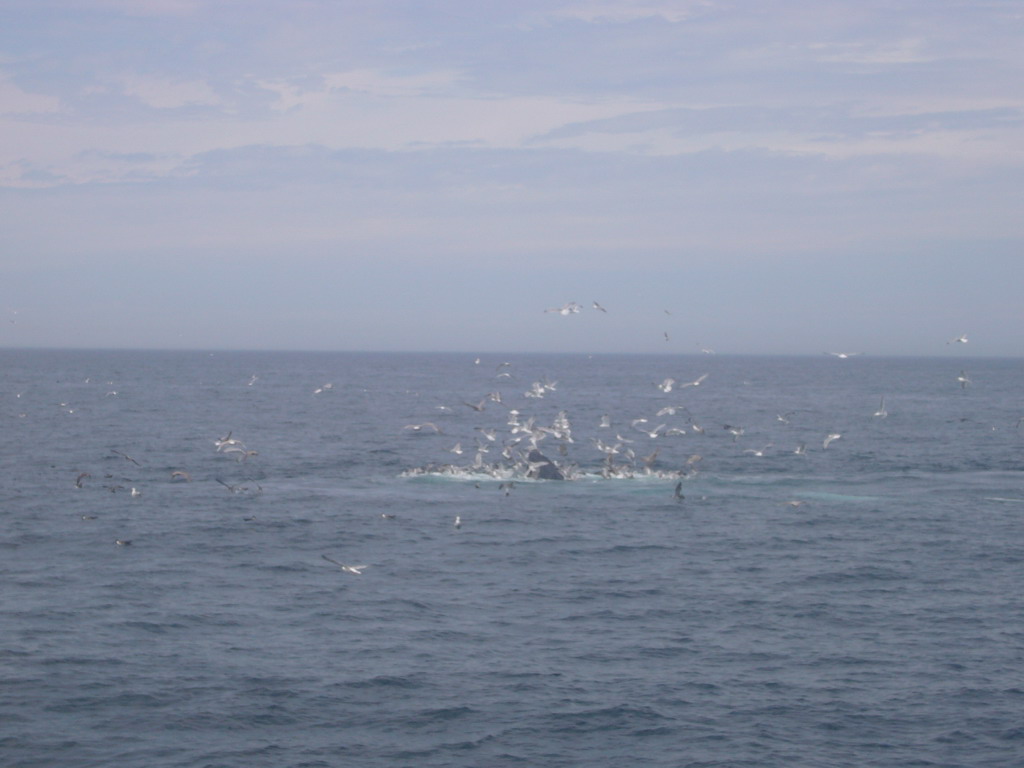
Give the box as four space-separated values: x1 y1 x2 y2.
0 345 1013 361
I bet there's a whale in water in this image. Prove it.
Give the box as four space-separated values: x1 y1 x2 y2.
527 449 564 480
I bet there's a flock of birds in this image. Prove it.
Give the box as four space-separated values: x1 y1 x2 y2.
399 360 854 489
398 308 980 499
12 316 980 567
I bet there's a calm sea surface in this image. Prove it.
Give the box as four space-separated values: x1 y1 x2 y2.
2 350 1022 767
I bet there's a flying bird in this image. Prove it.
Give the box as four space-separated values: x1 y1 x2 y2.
873 396 888 418
321 555 367 575
404 423 442 433
545 302 582 315
110 449 140 466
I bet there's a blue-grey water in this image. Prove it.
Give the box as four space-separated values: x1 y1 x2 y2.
2 350 1022 768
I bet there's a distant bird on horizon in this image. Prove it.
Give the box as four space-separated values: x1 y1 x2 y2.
947 334 968 345
826 352 862 359
545 302 582 316
593 301 607 312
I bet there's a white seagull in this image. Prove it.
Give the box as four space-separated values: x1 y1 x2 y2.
545 302 582 315
322 555 367 575
873 396 888 418
657 378 677 393
404 423 442 433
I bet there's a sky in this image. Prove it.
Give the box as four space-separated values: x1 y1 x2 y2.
1 0 1022 356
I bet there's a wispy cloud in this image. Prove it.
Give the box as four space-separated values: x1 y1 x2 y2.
0 73 61 115
119 73 221 109
806 38 935 65
544 0 713 24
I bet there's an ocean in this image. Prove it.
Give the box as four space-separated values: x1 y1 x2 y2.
2 349 1022 767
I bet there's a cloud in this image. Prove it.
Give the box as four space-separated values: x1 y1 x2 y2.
324 68 465 97
258 68 465 112
532 103 1024 162
64 0 203 16
806 38 935 65
0 73 61 115
546 0 713 24
120 73 221 109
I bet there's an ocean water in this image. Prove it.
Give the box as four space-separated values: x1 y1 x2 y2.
2 349 1022 768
